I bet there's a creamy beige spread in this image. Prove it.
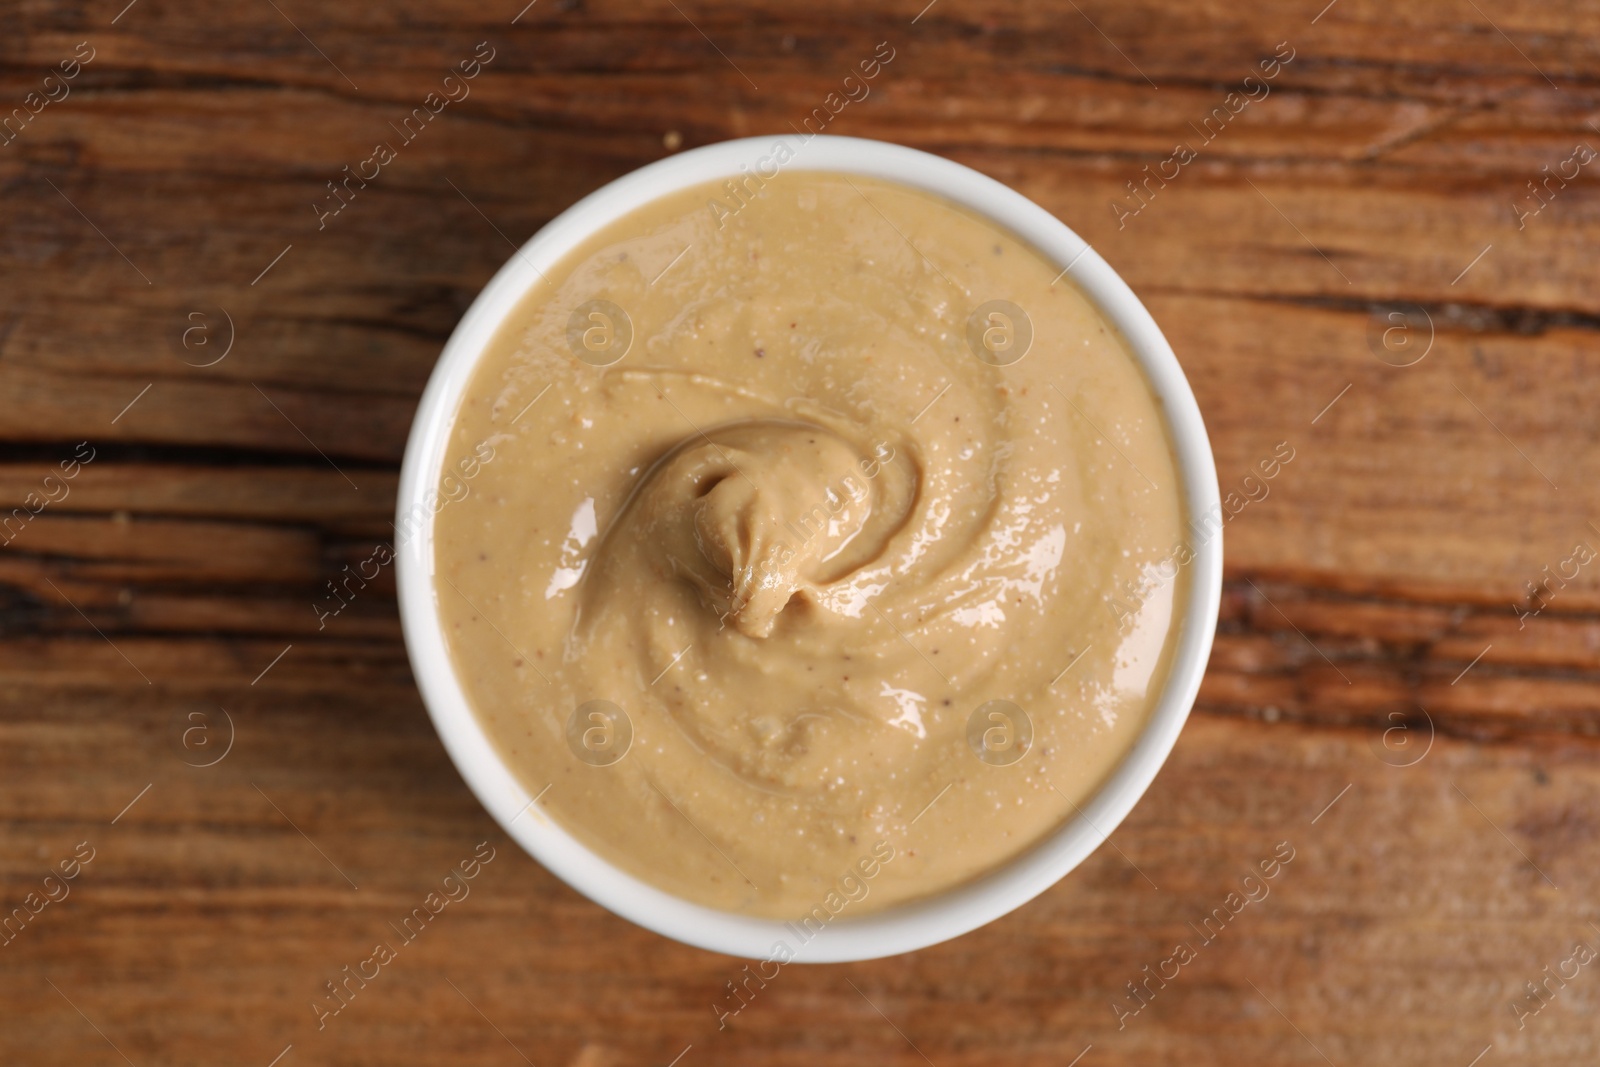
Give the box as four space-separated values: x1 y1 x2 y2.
433 170 1187 918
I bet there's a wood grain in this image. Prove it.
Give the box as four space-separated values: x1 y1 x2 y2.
3 0 1600 1063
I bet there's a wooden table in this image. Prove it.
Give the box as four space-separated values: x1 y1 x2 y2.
4 1 1598 1063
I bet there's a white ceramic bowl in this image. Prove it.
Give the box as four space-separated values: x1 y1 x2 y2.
396 135 1222 962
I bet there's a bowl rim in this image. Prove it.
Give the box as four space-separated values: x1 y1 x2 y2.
395 133 1223 963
